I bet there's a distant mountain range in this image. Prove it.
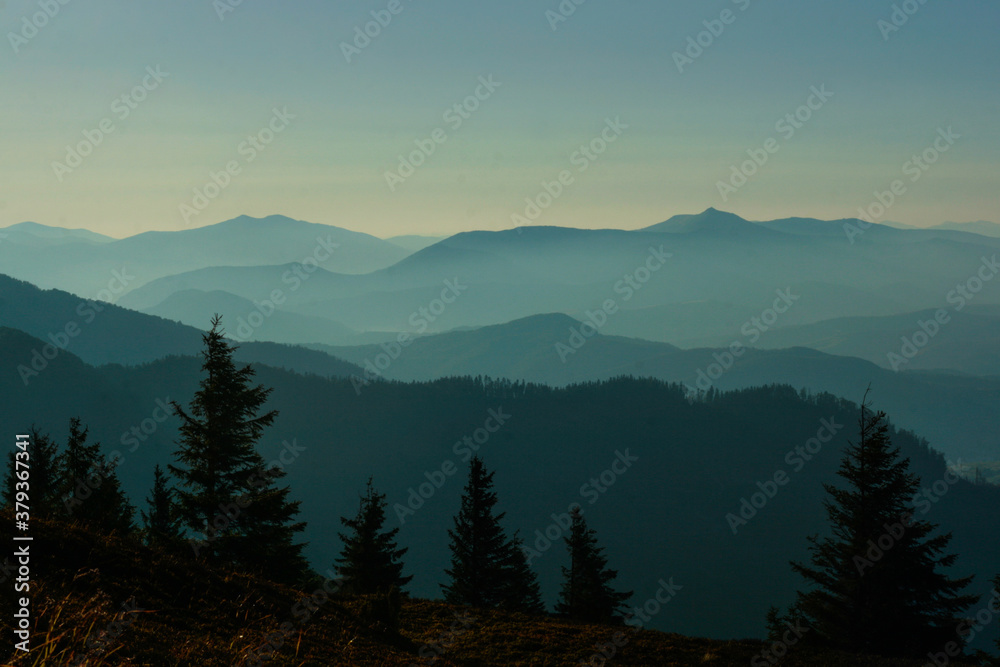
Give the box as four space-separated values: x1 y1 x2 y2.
50 208 991 349
0 214 410 296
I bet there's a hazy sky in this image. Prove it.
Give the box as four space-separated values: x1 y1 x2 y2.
1 0 997 239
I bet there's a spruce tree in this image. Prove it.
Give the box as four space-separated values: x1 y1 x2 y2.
3 427 62 518
501 532 546 614
556 509 631 623
787 396 977 657
169 315 307 580
335 477 412 595
59 417 135 534
230 460 310 584
442 456 520 608
141 464 183 548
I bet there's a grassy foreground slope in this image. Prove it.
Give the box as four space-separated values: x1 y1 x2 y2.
0 515 974 666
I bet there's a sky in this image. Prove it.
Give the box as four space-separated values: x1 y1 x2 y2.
1 0 998 239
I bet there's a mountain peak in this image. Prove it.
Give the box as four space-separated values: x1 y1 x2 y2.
640 208 754 234
215 214 302 227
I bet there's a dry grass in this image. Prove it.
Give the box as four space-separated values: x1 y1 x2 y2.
0 514 983 666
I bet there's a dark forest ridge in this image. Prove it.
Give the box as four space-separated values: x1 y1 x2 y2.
3 320 999 647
